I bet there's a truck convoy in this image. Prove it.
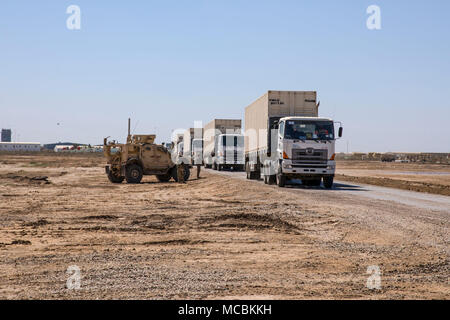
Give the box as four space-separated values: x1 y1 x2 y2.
203 119 244 171
244 91 342 188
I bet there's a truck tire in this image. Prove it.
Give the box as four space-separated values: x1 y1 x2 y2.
156 173 171 182
107 171 124 184
125 164 143 184
218 164 222 171
212 162 217 170
276 173 286 187
323 177 334 189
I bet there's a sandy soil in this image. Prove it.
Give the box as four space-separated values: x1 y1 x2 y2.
336 161 450 196
0 154 448 299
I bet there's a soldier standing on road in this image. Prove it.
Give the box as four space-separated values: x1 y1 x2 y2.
196 164 201 179
177 163 185 183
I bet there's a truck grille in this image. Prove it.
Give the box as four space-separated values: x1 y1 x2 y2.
225 150 243 162
291 148 328 167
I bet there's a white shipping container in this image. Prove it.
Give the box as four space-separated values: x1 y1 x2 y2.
244 91 318 154
203 119 241 157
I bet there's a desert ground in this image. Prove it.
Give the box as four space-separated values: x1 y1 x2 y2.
335 160 450 196
0 153 448 299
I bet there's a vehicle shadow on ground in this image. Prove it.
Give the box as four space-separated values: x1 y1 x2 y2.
279 179 368 192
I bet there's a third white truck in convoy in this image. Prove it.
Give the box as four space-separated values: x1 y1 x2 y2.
244 90 342 188
183 127 203 165
203 119 245 171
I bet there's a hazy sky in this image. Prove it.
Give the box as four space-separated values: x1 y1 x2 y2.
1 0 449 152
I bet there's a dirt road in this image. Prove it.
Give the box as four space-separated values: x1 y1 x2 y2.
0 154 448 299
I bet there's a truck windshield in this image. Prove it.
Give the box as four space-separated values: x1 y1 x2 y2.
221 135 244 147
283 120 334 140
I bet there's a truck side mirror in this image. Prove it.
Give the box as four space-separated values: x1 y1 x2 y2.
211 152 215 157
338 127 343 138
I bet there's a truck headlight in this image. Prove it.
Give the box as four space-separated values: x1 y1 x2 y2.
282 162 292 169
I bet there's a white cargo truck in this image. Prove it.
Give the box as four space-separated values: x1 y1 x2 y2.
203 119 244 171
191 138 203 165
244 91 343 188
183 127 203 165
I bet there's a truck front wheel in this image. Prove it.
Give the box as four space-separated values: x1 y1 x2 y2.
323 177 334 189
125 164 143 184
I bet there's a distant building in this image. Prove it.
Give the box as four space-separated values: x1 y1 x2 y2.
1 129 12 142
0 142 41 152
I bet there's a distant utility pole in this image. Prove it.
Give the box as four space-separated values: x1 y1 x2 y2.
347 140 349 153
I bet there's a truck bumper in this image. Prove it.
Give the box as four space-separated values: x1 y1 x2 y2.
216 157 244 165
280 160 335 178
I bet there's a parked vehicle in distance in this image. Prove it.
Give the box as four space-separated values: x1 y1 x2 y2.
244 91 342 188
381 153 396 162
203 119 244 171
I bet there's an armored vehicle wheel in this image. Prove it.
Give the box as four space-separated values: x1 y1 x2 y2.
108 171 124 183
156 173 172 182
171 165 190 182
125 164 143 184
323 177 334 189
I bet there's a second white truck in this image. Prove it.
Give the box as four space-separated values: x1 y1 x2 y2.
203 119 244 171
244 91 342 188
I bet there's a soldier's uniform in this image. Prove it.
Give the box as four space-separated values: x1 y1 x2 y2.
177 164 185 183
196 164 201 179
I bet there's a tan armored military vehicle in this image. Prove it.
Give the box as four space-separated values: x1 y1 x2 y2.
103 119 190 184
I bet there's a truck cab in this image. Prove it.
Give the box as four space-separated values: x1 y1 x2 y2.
269 117 342 188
